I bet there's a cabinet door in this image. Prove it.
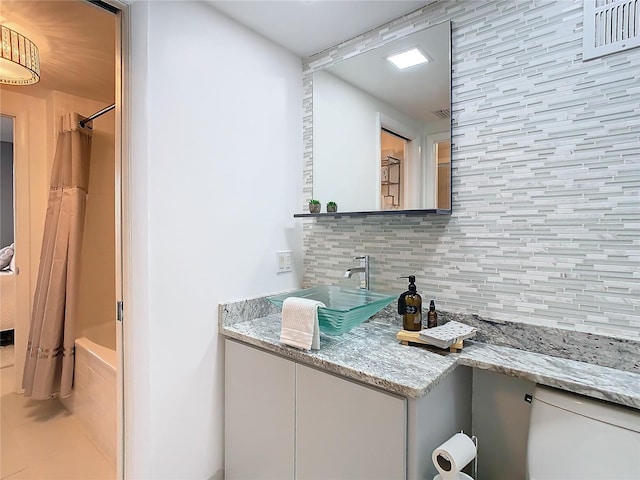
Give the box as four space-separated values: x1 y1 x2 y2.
296 364 406 480
225 340 295 479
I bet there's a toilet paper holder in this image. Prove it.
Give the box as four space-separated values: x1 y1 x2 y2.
433 431 478 480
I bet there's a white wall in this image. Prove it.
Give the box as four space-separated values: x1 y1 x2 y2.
0 89 48 391
313 70 423 211
127 2 303 478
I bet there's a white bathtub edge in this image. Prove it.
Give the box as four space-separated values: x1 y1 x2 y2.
76 336 117 372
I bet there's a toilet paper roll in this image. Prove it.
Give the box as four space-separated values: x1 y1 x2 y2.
432 433 476 480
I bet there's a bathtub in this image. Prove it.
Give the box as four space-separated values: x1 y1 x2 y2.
61 322 117 465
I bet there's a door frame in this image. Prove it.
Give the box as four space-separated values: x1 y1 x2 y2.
424 131 450 209
0 96 37 396
375 113 419 210
95 1 130 478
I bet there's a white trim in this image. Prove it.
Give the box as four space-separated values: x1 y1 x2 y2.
0 94 42 395
424 131 449 208
94 1 130 478
378 113 419 141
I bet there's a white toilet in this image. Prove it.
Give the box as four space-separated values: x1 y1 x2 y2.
526 385 640 479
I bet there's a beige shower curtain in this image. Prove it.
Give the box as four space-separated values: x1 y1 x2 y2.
22 113 92 400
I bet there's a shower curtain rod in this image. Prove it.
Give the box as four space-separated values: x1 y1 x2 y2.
79 103 115 128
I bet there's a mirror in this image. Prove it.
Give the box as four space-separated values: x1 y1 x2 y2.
311 20 451 214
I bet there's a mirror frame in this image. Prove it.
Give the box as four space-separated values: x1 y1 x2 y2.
295 20 452 218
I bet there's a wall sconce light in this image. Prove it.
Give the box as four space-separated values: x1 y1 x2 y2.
0 25 40 85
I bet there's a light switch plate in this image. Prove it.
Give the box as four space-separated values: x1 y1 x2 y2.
276 250 292 274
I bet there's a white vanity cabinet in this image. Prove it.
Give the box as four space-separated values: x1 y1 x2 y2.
225 339 296 479
296 363 406 480
224 339 471 480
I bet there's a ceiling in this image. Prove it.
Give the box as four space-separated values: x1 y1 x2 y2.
0 0 115 103
0 1 429 106
323 20 449 123
207 1 430 57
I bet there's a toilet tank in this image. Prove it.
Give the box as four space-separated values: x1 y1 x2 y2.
527 385 640 480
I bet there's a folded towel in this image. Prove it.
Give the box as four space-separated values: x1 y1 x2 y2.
279 297 325 351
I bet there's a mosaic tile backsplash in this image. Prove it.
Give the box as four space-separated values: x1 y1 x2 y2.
301 0 640 338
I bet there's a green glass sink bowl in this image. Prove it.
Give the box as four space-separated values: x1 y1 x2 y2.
267 286 396 335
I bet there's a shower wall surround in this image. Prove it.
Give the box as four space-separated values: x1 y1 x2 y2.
302 1 640 338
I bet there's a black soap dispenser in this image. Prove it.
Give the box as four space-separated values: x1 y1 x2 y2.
398 276 423 331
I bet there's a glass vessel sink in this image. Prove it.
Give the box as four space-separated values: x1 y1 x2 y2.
268 286 396 335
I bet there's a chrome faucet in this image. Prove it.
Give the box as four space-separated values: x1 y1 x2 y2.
343 255 370 290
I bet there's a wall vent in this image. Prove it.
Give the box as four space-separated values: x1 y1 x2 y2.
583 0 640 60
433 108 450 119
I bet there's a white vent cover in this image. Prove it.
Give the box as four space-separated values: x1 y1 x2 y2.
433 108 450 119
583 0 640 60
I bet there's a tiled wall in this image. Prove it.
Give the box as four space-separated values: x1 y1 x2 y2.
302 0 640 338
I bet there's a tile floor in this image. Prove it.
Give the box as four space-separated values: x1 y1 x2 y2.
1 345 116 480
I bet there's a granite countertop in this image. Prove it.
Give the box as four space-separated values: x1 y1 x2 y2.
219 301 640 409
222 314 459 398
458 343 640 408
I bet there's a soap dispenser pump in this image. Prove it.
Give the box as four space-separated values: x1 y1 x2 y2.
398 275 423 331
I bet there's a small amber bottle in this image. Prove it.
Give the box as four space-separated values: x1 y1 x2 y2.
398 276 423 331
427 300 438 328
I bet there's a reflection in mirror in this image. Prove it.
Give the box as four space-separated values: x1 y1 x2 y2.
0 115 15 251
312 20 451 213
437 139 451 209
381 129 406 210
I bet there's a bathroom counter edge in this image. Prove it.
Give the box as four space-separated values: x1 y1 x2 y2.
458 343 639 409
219 310 640 408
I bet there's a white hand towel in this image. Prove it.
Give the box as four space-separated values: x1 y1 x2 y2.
279 297 325 351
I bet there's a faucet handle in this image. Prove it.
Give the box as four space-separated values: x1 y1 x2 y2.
354 254 369 260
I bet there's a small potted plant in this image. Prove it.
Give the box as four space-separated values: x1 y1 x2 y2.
309 199 321 214
326 201 338 213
